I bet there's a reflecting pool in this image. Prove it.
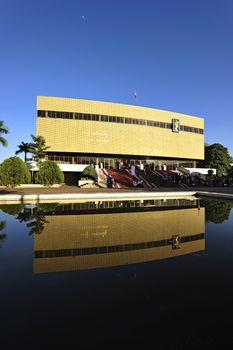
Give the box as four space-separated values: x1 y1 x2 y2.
0 197 233 349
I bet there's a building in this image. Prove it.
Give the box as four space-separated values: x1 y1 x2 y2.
36 96 204 183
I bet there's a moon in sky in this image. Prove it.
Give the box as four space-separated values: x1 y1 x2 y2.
82 15 85 19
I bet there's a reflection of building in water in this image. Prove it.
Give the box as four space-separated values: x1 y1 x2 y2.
34 202 205 273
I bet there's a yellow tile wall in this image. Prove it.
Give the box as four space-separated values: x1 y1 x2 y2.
36 96 204 159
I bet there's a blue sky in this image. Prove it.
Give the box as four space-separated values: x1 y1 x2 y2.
0 0 233 161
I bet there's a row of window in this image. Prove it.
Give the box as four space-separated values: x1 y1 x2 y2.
49 155 74 163
48 155 197 169
34 233 204 259
37 110 204 134
47 198 197 212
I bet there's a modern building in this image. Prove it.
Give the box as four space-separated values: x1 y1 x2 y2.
36 96 204 183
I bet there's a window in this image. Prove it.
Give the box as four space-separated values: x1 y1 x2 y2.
48 111 55 118
40 109 203 134
37 110 45 117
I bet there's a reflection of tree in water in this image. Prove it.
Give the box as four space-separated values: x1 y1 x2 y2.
16 208 49 235
16 203 58 235
26 214 49 235
0 204 24 216
0 205 24 247
202 199 233 224
0 220 6 247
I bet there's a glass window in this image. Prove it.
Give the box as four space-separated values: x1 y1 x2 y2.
48 111 54 118
41 109 203 135
37 110 45 117
83 114 90 120
92 114 98 121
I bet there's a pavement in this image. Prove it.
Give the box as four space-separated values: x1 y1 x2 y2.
1 185 233 202
1 184 233 194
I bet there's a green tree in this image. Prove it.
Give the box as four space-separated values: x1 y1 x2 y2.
0 156 31 187
228 155 233 173
82 165 98 182
15 141 34 162
34 160 64 186
0 120 9 148
199 143 232 177
30 134 50 161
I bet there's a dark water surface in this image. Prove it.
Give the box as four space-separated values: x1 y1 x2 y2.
0 198 233 349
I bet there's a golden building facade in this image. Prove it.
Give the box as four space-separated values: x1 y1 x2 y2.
36 96 204 168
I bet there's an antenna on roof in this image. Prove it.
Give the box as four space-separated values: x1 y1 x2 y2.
134 89 137 105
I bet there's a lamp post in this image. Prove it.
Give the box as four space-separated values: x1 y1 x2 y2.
27 159 37 184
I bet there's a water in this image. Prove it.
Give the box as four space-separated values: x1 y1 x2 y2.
0 198 233 349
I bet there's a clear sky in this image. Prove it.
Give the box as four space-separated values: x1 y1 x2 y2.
0 0 233 161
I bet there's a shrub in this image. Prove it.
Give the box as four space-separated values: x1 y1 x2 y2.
34 160 64 186
0 156 31 187
82 165 98 182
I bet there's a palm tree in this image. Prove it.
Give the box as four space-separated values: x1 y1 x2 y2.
0 120 9 148
30 134 50 161
15 142 34 162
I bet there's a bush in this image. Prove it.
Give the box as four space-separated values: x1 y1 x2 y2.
0 156 31 187
34 160 64 186
82 165 98 182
